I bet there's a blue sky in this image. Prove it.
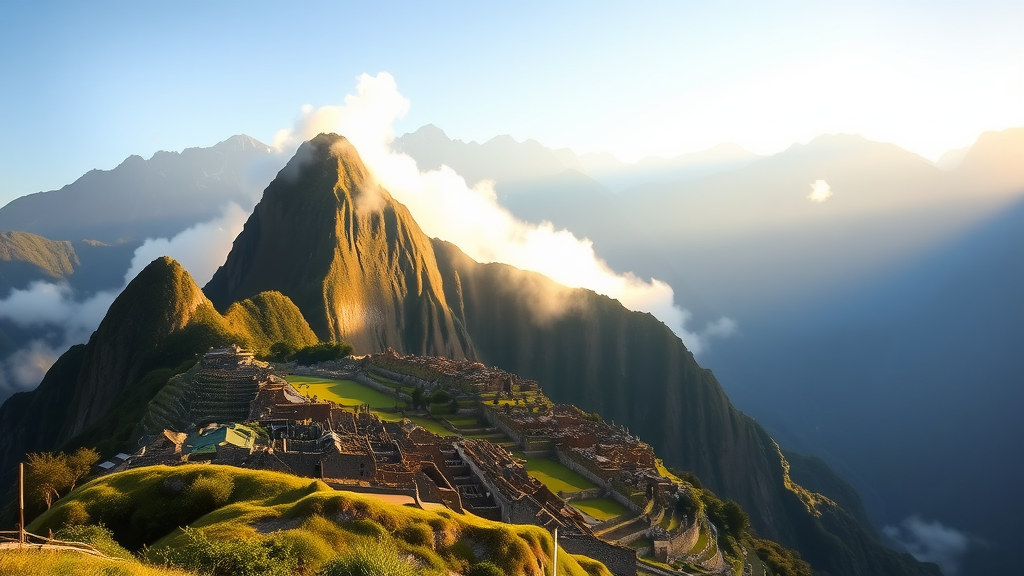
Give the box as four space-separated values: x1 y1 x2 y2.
1 1 1022 204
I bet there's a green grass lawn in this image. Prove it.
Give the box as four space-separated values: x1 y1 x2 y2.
570 497 629 521
522 457 597 495
286 375 398 408
285 376 453 437
444 416 482 428
659 510 680 531
688 524 709 555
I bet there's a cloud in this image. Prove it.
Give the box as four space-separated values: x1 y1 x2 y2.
273 72 736 354
0 340 63 396
0 202 252 395
808 179 833 202
0 282 114 396
883 516 970 575
126 202 249 287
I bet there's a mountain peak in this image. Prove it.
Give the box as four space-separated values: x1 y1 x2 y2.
205 134 472 358
213 134 271 153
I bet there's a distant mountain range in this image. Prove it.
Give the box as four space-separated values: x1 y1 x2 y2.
0 133 939 576
0 134 273 244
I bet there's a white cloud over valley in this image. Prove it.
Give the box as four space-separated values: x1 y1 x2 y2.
883 516 971 576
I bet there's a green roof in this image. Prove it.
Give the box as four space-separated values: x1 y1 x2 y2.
185 423 256 455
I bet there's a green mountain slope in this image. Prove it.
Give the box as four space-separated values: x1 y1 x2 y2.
0 256 316 482
0 231 138 296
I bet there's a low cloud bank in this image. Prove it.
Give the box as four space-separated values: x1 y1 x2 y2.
0 203 250 396
273 72 737 355
883 516 971 575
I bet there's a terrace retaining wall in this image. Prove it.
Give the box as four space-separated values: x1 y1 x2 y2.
555 449 644 515
482 407 523 444
559 532 637 576
352 372 412 402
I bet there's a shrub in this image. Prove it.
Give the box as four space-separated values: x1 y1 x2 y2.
158 527 298 576
397 522 434 548
184 475 234 516
55 524 133 560
58 501 90 527
429 389 452 404
468 561 507 576
317 538 416 576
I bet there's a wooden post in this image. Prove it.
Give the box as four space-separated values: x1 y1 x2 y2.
552 526 558 576
18 462 25 545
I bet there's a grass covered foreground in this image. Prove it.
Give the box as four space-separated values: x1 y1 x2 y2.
26 464 611 576
0 549 197 576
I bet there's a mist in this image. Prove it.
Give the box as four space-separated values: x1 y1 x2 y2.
0 202 252 395
883 516 971 575
271 72 736 354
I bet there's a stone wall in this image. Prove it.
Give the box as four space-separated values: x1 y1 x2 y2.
365 366 433 392
483 407 523 444
561 488 604 501
322 452 376 481
669 519 700 563
353 372 411 401
555 448 644 515
559 532 637 576
456 444 515 523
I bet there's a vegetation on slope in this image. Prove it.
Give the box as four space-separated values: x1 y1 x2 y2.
28 465 610 576
0 549 198 576
0 257 319 491
224 291 320 357
0 230 78 288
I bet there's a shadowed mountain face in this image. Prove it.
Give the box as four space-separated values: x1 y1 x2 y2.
201 133 938 576
205 134 473 359
0 135 273 244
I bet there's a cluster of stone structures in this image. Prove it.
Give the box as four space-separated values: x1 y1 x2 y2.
118 346 726 575
367 349 539 393
488 404 720 569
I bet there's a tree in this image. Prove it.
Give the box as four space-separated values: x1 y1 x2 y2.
267 342 297 362
411 386 425 410
25 448 100 511
65 447 100 491
721 500 749 539
26 452 73 510
291 341 354 365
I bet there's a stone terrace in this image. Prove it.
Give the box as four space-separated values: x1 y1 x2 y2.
367 349 539 393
